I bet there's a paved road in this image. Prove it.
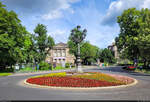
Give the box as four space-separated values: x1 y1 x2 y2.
0 66 150 101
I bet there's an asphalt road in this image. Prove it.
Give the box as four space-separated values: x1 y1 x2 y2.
0 66 150 101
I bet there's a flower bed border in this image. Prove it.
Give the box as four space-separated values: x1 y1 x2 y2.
24 73 138 89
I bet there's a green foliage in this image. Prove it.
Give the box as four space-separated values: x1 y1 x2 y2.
19 67 34 72
115 8 150 66
100 48 116 63
67 25 86 64
80 41 100 65
0 68 14 72
33 24 55 63
39 61 50 70
0 1 32 68
65 63 70 68
115 8 140 60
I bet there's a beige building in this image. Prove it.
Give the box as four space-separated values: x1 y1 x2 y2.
108 42 119 59
46 42 75 65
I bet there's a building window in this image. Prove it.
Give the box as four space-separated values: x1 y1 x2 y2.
57 50 60 57
62 50 66 57
54 52 56 57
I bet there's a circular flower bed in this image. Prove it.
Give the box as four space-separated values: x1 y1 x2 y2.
26 76 121 87
25 72 131 88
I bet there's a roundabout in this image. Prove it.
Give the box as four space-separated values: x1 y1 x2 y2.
23 71 138 90
1 66 150 100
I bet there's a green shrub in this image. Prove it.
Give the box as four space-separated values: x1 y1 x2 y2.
1 68 14 72
39 61 50 70
138 63 144 66
19 67 33 71
65 63 70 68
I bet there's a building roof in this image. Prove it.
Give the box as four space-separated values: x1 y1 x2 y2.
53 42 68 48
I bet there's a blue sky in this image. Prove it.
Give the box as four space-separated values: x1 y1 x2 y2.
1 0 150 48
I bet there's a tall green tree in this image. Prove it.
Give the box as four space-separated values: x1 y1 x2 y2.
115 8 150 66
0 2 32 69
137 8 150 66
33 24 55 63
67 26 86 64
115 8 141 61
100 48 116 63
80 41 100 65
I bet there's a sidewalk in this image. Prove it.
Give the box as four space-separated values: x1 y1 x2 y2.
9 65 99 76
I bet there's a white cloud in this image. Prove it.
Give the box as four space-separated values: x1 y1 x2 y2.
48 29 68 43
42 10 63 20
42 0 80 20
2 0 80 20
50 29 66 35
102 0 150 25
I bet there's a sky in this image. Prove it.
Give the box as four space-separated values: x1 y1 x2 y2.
1 0 150 48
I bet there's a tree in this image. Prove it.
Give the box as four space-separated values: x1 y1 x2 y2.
80 41 100 65
68 25 86 73
0 2 32 69
33 24 55 63
100 48 116 63
67 25 86 64
115 8 150 66
137 8 150 67
115 8 141 61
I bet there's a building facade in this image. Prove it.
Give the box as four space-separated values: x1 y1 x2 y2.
45 42 75 65
108 42 119 59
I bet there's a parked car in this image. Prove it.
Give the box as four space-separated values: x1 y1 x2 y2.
122 65 136 70
127 66 136 70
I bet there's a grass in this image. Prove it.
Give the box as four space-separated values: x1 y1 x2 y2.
17 66 74 73
0 73 12 76
135 68 150 74
52 66 74 71
17 67 37 72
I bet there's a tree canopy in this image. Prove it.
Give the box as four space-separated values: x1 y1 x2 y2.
0 2 32 69
33 24 55 63
99 48 116 63
115 8 150 66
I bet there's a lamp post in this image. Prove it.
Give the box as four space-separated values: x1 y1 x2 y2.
71 25 87 73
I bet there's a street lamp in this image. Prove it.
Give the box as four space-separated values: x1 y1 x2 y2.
71 25 87 73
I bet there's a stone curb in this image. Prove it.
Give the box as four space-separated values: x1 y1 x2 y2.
23 74 138 90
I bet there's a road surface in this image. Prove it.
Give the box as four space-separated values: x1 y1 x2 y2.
0 66 150 100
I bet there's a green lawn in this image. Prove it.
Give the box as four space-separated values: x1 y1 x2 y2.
135 68 150 74
17 66 74 72
0 73 12 76
16 67 37 73
52 66 73 71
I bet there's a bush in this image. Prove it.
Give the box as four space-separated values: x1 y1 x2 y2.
1 68 14 72
19 67 33 71
65 63 70 68
39 61 50 70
